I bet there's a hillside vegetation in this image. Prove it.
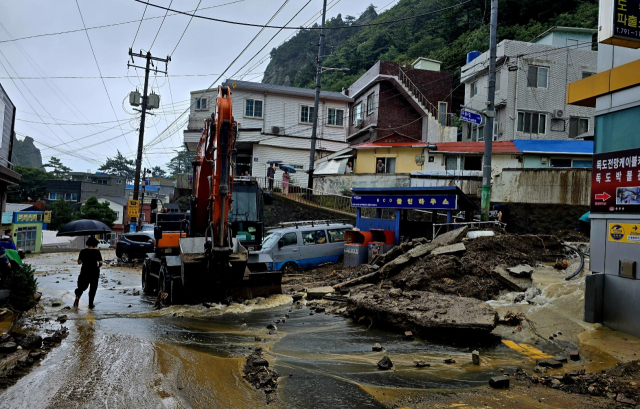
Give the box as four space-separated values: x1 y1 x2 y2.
263 0 598 111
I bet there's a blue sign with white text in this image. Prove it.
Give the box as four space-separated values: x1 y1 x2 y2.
351 195 457 210
461 109 482 125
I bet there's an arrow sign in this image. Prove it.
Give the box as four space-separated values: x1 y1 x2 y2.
461 109 482 125
595 192 611 201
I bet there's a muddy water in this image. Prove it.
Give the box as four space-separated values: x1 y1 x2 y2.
4 251 640 408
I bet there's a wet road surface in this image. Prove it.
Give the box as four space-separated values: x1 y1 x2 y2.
2 251 640 408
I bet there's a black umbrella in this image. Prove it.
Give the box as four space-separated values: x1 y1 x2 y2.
56 219 112 237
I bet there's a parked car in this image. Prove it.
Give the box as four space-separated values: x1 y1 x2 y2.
252 221 353 274
115 233 155 262
97 239 110 249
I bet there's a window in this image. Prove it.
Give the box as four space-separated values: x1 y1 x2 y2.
97 179 108 185
245 99 263 118
231 184 259 222
300 105 315 124
470 81 478 97
366 93 375 115
582 72 595 79
48 192 58 200
550 158 572 168
495 69 501 91
569 117 589 138
327 108 344 126
573 160 592 168
281 232 298 246
196 97 207 110
445 155 458 171
16 227 37 251
328 229 347 243
352 103 362 125
438 101 448 126
527 66 548 88
375 157 396 174
113 211 119 219
116 179 123 185
517 112 546 134
64 193 78 201
463 156 482 171
302 230 327 245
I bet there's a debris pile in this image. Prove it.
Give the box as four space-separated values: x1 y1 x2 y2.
242 348 279 403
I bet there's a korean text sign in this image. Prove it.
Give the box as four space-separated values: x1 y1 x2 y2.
591 147 640 213
351 195 457 210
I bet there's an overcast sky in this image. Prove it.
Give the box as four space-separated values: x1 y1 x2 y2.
0 0 397 172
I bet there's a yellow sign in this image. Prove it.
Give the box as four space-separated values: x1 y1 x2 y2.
44 211 51 223
608 222 640 243
127 200 140 217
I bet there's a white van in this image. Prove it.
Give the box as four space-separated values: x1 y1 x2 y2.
253 221 353 274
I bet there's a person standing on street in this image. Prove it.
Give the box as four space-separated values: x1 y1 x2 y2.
74 237 103 309
282 170 290 195
267 163 276 191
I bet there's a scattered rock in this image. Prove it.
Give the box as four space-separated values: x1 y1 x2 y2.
307 286 334 300
51 302 61 307
444 358 456 364
431 242 466 256
491 266 533 292
404 331 414 340
414 360 430 368
389 288 402 298
56 315 67 323
616 393 636 405
372 343 383 352
266 324 277 331
507 264 534 278
29 351 42 359
533 365 547 374
553 355 568 363
0 342 17 353
19 335 42 349
570 350 580 361
551 379 562 388
243 349 279 403
489 375 509 389
536 359 563 369
377 356 393 370
472 350 480 365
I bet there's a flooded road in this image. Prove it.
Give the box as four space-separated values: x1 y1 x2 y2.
2 251 640 408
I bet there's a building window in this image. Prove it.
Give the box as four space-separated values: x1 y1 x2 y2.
550 158 572 168
352 103 362 126
300 105 315 124
445 155 459 170
48 192 58 200
470 81 478 97
526 66 548 88
245 99 263 118
517 111 547 134
582 72 595 79
495 69 501 91
464 156 482 170
375 157 396 174
16 226 37 252
116 179 123 185
327 108 344 126
113 211 119 219
64 193 78 201
366 93 375 115
569 117 589 138
195 97 207 110
97 179 108 185
438 101 448 126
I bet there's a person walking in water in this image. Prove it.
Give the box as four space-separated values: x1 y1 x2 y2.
74 237 103 309
282 170 290 195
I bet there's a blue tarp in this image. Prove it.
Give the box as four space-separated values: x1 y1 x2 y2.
512 140 594 155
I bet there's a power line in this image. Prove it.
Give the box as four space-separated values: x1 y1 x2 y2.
149 0 173 51
0 72 264 80
131 1 148 49
170 0 202 56
75 0 134 155
135 0 473 30
0 0 246 44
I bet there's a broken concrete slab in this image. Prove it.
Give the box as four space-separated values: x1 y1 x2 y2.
508 264 534 278
491 266 533 292
348 290 498 338
431 226 469 246
431 242 466 256
307 286 334 300
536 359 563 369
406 243 438 259
379 252 413 276
489 376 510 388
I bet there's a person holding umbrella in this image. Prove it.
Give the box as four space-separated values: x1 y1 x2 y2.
73 236 104 309
282 169 290 195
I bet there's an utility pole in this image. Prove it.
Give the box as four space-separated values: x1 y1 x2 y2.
139 168 149 231
307 0 328 190
128 49 169 229
481 0 498 221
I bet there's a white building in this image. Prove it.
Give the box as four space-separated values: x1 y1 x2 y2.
183 80 352 186
461 26 597 142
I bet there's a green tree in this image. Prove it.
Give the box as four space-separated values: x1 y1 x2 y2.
46 199 79 230
43 157 72 179
98 151 135 183
150 166 167 178
166 149 192 178
8 165 56 202
79 197 117 228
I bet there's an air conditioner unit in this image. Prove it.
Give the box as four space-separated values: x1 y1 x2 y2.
553 109 564 119
271 126 281 135
356 119 363 129
129 91 141 107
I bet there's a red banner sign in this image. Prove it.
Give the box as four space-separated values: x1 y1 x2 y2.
592 147 640 213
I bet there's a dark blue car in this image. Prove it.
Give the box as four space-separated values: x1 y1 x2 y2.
116 232 154 262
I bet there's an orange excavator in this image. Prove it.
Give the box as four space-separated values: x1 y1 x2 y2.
142 86 281 304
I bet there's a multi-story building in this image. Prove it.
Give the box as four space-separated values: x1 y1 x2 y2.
46 171 126 204
345 60 456 145
183 81 352 186
0 83 22 211
461 27 597 142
